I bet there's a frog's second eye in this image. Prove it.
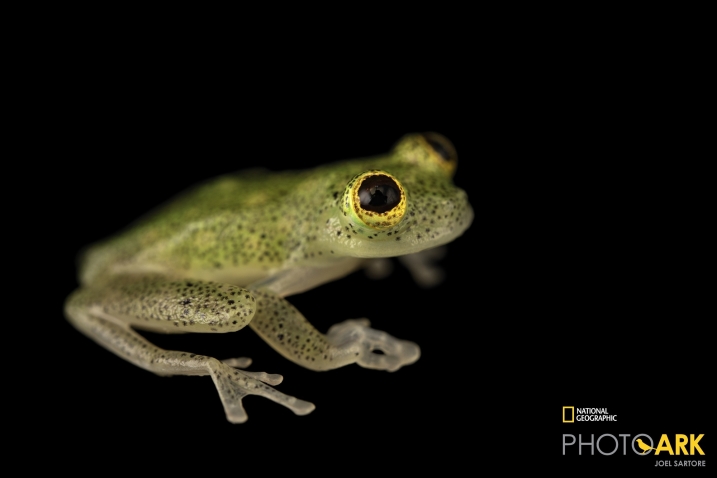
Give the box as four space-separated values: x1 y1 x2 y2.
343 171 407 230
422 132 457 164
421 132 458 174
392 132 458 176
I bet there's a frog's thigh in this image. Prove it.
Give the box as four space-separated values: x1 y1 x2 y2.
64 277 314 423
71 275 258 333
248 289 420 372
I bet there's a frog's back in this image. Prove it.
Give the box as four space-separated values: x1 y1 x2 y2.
78 168 315 285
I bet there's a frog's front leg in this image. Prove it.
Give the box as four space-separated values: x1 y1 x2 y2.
364 247 448 288
64 275 315 423
397 246 447 288
249 289 420 372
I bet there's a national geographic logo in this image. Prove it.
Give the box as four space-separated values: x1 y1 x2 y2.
563 406 617 422
561 406 706 468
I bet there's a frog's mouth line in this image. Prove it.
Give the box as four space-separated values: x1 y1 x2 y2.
343 203 474 259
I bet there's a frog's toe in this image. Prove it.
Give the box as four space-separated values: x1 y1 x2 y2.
327 318 371 337
236 370 283 385
224 400 250 424
253 385 316 416
222 358 283 384
282 396 316 416
222 357 253 368
223 392 315 422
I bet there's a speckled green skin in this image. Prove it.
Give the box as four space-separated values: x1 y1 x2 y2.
65 133 474 423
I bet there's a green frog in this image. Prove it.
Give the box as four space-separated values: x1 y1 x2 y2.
65 132 474 423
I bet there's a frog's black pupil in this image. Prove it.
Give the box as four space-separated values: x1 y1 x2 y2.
426 138 451 162
369 188 389 206
358 175 401 213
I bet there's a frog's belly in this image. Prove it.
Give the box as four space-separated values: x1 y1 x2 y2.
245 257 365 297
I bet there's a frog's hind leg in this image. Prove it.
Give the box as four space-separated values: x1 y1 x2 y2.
64 276 315 423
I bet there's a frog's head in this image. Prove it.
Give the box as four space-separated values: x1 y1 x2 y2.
329 132 473 258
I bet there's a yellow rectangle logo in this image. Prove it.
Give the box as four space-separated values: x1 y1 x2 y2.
563 406 574 423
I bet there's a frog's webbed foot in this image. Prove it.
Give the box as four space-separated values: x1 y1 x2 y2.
398 246 447 288
211 361 314 423
326 319 421 372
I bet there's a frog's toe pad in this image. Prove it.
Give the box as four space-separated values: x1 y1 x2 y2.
224 399 249 424
327 319 421 372
222 357 253 368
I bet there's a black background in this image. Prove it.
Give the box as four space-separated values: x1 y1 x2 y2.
30 38 710 472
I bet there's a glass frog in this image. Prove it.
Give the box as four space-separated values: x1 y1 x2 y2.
64 132 474 423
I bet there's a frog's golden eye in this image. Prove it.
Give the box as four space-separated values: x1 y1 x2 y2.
392 132 457 176
420 132 458 174
358 175 401 213
422 132 457 164
343 170 407 230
